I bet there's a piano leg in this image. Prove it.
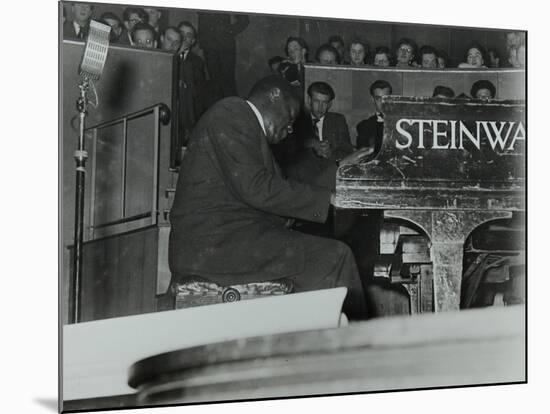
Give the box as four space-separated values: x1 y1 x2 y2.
385 210 513 312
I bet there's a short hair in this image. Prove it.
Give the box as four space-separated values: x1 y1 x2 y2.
163 26 182 38
396 38 417 55
100 12 122 25
419 45 437 58
471 80 496 99
248 75 301 105
285 36 308 54
131 22 156 42
177 20 197 37
328 35 345 47
123 7 148 23
315 44 340 64
464 42 487 64
372 46 392 63
349 37 370 55
436 49 449 65
307 82 335 100
369 80 392 96
432 85 455 98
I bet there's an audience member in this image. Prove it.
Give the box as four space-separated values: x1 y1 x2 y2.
432 85 455 98
63 3 94 40
329 35 346 63
436 49 449 68
198 12 250 97
458 43 487 68
100 12 123 43
161 26 182 52
131 22 157 49
176 21 208 145
394 38 417 67
488 48 500 68
372 46 391 67
316 44 340 65
356 80 392 156
471 80 496 100
285 82 353 191
418 45 438 68
348 38 369 66
122 7 148 45
278 36 308 89
144 7 162 39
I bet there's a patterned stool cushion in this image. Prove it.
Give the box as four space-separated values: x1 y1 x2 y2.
173 279 294 309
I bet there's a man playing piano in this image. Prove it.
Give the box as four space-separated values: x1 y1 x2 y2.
168 76 368 320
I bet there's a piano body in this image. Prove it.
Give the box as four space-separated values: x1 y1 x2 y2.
302 64 526 313
336 96 525 312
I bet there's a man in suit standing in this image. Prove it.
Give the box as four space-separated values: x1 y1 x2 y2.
197 12 249 97
169 76 367 320
356 80 393 157
175 21 207 154
63 3 94 40
285 81 353 191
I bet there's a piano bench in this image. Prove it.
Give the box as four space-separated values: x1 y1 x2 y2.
169 278 294 310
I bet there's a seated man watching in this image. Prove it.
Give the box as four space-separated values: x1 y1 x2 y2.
131 22 158 49
168 76 367 320
471 79 496 100
432 85 455 98
356 80 393 157
285 81 354 191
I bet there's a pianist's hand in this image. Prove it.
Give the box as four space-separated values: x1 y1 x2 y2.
311 141 332 159
338 147 374 166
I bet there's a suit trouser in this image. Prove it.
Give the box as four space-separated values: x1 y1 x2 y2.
287 232 368 320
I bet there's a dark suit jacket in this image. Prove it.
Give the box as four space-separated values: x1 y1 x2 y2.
177 50 207 146
356 114 384 155
169 98 331 285
283 111 353 190
63 20 89 40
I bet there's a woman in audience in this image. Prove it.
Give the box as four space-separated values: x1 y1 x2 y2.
348 38 369 66
278 36 309 88
458 43 488 68
394 38 417 67
372 46 392 67
315 44 341 65
436 49 449 68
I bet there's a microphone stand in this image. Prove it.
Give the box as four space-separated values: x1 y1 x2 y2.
70 76 90 324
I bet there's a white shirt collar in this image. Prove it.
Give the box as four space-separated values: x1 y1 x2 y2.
73 21 81 35
246 101 266 135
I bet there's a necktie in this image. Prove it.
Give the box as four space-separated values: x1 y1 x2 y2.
312 118 320 140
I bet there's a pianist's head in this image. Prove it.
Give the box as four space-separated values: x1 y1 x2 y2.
248 76 301 145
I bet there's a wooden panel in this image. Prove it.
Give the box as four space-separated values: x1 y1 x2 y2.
69 226 161 322
62 41 176 292
125 115 155 218
93 124 124 226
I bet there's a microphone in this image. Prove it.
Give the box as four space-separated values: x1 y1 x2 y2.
70 19 111 324
79 20 111 80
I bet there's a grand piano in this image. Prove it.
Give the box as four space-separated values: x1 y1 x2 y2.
303 64 526 312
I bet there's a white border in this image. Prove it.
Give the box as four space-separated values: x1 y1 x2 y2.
3 0 546 413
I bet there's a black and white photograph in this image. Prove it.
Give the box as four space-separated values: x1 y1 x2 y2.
53 0 533 412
